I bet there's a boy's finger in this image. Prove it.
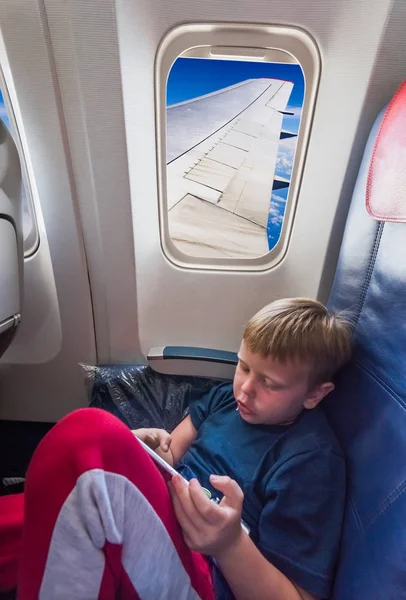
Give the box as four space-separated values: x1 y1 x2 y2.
170 476 207 529
209 475 244 511
168 484 193 530
144 433 160 449
159 431 172 452
188 479 222 525
168 480 205 535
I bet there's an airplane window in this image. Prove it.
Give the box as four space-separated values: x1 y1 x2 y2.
0 87 39 256
164 54 304 261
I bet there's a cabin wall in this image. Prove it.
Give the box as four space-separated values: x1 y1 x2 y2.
1 0 406 421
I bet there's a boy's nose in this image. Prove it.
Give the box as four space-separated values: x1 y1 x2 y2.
241 376 255 396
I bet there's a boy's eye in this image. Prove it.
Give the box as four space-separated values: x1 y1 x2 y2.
239 362 249 373
263 379 278 390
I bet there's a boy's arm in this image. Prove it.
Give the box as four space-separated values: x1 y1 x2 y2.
216 530 317 600
169 475 318 600
169 415 198 464
133 415 197 467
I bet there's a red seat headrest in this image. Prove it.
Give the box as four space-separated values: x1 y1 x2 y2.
367 81 406 222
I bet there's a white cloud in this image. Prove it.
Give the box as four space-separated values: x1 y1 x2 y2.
271 193 287 206
277 154 292 172
268 208 284 226
276 144 295 179
279 135 297 149
268 196 286 226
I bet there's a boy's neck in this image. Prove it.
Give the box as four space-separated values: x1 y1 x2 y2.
273 407 306 427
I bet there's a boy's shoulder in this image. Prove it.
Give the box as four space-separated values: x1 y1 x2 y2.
209 380 234 399
188 381 234 431
199 381 235 411
298 406 344 456
289 406 344 459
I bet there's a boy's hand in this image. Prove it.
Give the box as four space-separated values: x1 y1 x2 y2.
132 428 172 453
169 474 244 557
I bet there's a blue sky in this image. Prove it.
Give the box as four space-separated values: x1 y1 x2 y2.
167 57 304 108
167 57 303 250
267 187 289 247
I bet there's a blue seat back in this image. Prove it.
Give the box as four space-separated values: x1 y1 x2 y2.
325 82 406 600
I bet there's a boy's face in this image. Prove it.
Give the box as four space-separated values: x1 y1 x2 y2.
233 341 334 426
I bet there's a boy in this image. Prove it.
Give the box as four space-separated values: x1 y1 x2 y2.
2 298 352 600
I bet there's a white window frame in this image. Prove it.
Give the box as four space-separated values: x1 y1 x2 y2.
0 67 39 257
155 23 320 271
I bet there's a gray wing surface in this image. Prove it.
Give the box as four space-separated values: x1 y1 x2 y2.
166 78 295 258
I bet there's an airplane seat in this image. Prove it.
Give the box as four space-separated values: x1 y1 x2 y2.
324 81 406 599
0 117 23 359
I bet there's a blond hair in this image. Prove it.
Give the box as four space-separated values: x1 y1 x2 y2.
243 298 353 386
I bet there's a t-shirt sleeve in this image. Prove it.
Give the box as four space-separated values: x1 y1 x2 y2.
257 449 346 599
189 382 233 430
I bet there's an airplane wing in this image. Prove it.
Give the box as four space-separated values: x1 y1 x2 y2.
166 78 295 258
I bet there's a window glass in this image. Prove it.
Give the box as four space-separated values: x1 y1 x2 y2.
165 56 304 260
0 88 39 256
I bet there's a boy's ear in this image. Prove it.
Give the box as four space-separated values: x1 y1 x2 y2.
303 382 335 410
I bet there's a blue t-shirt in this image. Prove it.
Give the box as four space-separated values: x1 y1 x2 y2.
177 382 346 600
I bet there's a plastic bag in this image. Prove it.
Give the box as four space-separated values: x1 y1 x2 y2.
81 363 225 431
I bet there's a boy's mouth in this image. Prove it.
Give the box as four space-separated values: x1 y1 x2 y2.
237 402 254 416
